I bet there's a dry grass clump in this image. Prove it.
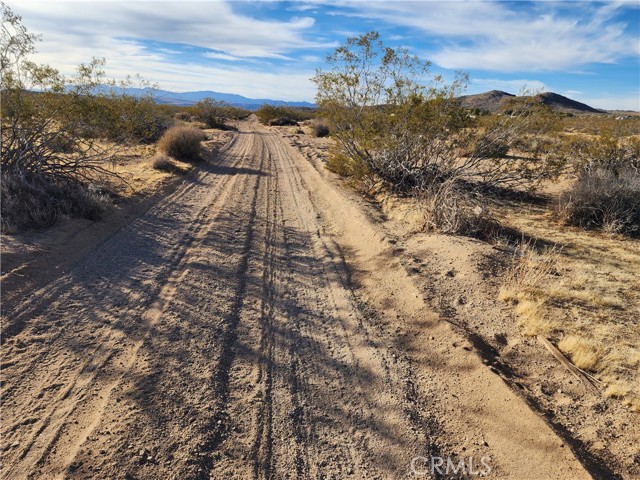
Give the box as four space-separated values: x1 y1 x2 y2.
498 242 561 336
558 168 640 237
557 335 603 372
500 204 640 411
157 126 206 161
151 154 185 174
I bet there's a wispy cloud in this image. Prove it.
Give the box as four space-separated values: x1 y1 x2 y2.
344 1 639 72
16 1 326 59
6 0 639 108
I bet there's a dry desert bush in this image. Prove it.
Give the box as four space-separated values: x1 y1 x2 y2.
157 126 206 161
312 121 330 138
558 168 640 237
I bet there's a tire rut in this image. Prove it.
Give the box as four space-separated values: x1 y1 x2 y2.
1 118 591 480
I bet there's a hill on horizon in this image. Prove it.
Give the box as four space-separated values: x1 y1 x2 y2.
457 90 604 115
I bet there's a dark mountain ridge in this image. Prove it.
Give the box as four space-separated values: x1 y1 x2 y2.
457 90 604 115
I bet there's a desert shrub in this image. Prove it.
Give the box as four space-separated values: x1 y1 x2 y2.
157 126 206 161
255 104 314 125
152 155 183 174
325 148 371 182
313 32 563 196
0 5 129 232
191 98 250 129
313 121 330 138
472 137 509 159
193 98 228 129
268 116 298 126
1 172 110 232
421 182 502 239
572 133 639 175
558 168 640 237
89 92 174 144
174 111 193 122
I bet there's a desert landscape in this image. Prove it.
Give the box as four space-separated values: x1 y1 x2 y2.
2 2 639 479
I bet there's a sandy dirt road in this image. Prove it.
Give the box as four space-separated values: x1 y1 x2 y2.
2 118 594 479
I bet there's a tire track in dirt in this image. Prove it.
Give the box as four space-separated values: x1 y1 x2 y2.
1 132 252 479
2 118 593 479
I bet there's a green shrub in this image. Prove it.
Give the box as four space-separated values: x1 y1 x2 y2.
91 94 174 144
255 104 314 125
192 98 250 129
157 126 206 161
473 138 509 159
268 116 298 126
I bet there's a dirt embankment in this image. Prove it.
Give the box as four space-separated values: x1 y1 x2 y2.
1 118 605 479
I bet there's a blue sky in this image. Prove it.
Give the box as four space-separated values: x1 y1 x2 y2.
12 0 640 109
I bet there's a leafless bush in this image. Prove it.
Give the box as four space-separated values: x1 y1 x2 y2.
157 126 206 161
421 181 502 239
558 168 640 237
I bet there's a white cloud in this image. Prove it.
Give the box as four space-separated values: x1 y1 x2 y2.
13 1 324 59
8 0 328 100
344 1 639 72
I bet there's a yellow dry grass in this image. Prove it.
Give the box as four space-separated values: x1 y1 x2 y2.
499 202 640 411
96 142 192 198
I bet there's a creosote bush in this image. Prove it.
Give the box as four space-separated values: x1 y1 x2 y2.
313 31 565 237
0 4 125 233
558 168 640 237
255 104 314 125
157 126 206 161
192 98 248 129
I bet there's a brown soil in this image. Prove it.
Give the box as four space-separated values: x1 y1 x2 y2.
0 117 615 479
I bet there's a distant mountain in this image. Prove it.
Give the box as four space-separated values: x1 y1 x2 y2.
458 90 515 114
101 86 316 110
457 90 603 115
534 92 602 114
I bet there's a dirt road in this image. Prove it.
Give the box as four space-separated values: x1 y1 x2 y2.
2 119 593 479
